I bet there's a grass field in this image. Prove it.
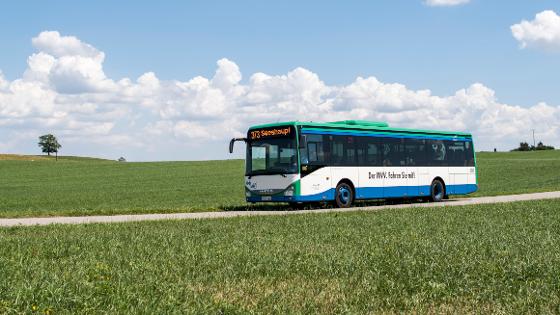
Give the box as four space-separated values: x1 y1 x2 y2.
1 199 559 313
472 150 560 197
0 150 559 218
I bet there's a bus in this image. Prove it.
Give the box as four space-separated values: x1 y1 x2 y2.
229 120 477 208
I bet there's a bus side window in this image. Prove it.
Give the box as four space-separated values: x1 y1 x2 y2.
330 135 357 166
356 137 366 165
465 141 475 166
367 142 380 166
308 143 318 162
405 139 426 166
447 140 465 166
381 137 404 166
331 137 345 166
345 136 356 166
382 143 391 166
398 139 406 166
302 134 326 165
381 137 391 166
428 139 447 166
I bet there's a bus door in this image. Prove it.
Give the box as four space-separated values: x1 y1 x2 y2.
300 134 332 200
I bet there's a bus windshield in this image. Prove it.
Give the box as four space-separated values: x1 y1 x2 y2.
246 137 298 176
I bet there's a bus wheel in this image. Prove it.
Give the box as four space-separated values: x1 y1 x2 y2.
335 182 354 208
430 179 445 202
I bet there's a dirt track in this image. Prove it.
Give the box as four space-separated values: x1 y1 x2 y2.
1 191 559 227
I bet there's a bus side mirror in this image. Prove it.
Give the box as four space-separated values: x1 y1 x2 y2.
299 135 307 149
229 139 235 153
229 138 247 153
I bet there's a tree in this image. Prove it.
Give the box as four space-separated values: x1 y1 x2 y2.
536 141 555 150
38 134 62 159
513 142 530 151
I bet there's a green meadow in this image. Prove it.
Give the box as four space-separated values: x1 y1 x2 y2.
472 150 560 196
1 199 559 314
1 150 559 218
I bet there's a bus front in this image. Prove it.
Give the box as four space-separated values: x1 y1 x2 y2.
230 124 301 203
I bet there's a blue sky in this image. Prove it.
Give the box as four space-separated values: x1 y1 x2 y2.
1 0 558 105
1 1 559 160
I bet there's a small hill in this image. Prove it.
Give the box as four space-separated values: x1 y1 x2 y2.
0 154 49 161
0 154 113 162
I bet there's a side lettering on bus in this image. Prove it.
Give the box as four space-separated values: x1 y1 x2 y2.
369 171 416 179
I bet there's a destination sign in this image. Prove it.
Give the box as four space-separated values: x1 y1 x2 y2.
249 126 294 140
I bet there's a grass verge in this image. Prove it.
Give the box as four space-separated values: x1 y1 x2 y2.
1 199 559 313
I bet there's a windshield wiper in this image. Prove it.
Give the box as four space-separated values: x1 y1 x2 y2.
268 167 292 177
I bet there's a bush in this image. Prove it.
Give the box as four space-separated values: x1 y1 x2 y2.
536 142 555 151
512 141 555 151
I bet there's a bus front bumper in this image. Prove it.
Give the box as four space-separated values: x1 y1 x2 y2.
247 195 298 203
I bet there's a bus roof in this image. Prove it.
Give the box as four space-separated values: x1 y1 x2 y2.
249 120 472 137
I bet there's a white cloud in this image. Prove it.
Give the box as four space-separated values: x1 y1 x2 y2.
0 31 559 160
511 10 560 51
31 31 104 61
424 0 470 7
27 31 116 94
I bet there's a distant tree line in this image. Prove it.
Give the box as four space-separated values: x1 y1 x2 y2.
511 142 555 152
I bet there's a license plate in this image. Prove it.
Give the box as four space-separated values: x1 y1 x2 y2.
261 196 272 201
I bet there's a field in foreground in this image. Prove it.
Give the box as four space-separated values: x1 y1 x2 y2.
0 150 559 218
1 199 559 313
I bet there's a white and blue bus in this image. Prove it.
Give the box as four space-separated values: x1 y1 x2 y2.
229 120 477 208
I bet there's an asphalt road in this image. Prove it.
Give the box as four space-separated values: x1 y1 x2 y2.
1 191 559 227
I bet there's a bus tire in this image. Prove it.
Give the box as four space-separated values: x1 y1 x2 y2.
335 182 354 208
430 179 445 202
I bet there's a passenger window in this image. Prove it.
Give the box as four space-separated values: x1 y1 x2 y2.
304 135 326 165
332 140 344 166
356 136 380 166
404 139 427 166
446 140 466 166
428 140 447 166
381 138 405 166
367 143 379 165
465 141 475 166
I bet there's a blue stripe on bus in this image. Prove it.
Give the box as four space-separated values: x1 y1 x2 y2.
246 184 478 203
356 184 477 198
301 129 472 141
246 189 335 203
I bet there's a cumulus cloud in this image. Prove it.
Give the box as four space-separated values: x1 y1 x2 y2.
27 31 115 93
424 0 470 7
32 31 104 61
511 10 560 51
0 31 559 160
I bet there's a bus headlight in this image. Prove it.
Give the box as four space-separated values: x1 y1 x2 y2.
245 191 251 197
284 187 294 196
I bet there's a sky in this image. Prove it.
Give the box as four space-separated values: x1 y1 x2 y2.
1 0 559 161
